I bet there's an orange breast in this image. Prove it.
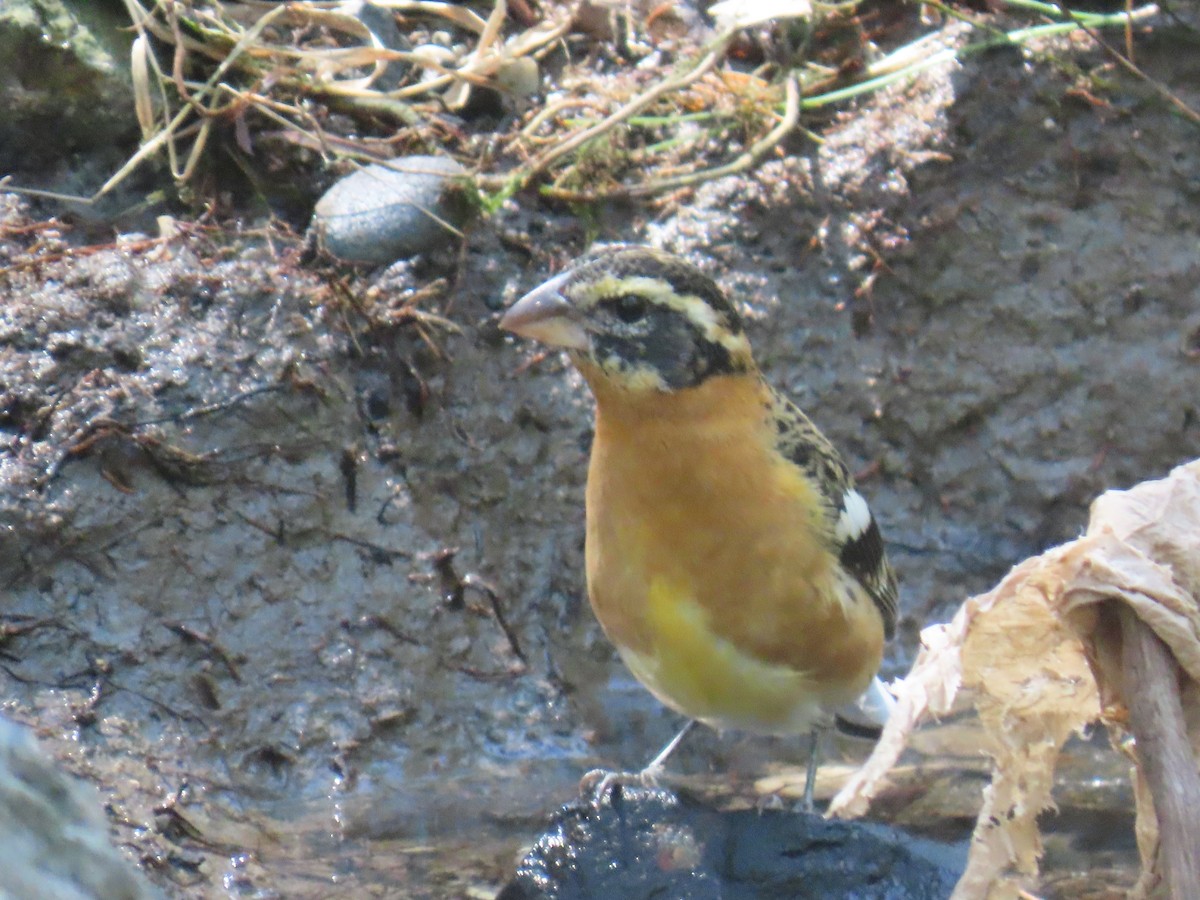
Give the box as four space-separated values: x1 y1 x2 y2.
581 369 884 731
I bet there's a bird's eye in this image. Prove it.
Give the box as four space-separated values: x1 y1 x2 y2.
613 294 648 323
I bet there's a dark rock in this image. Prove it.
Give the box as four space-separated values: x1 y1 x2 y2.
499 785 963 899
0 0 137 176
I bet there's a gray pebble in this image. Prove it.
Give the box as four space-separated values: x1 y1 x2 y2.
310 156 473 264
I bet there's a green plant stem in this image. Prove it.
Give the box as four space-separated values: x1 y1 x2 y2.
802 3 1159 109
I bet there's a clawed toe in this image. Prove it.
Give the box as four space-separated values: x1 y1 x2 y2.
579 765 665 803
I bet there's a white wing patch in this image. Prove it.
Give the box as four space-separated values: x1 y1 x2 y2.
833 675 895 731
835 489 872 543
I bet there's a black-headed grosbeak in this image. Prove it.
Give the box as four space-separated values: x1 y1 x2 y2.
500 246 898 808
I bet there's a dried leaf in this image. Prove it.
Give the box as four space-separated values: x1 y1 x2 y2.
830 459 1200 900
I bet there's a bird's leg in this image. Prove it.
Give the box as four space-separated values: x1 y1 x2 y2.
580 720 697 802
638 719 696 785
801 727 821 813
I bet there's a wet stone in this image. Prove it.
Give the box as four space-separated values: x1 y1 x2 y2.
499 784 963 900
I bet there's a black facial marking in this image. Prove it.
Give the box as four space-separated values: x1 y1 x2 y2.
593 302 740 389
567 247 754 391
572 246 745 338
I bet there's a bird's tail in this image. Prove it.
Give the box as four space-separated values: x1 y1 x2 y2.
832 676 895 739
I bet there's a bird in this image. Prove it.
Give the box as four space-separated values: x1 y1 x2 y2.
499 245 898 809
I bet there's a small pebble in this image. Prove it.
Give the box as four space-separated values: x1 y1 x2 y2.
310 156 473 264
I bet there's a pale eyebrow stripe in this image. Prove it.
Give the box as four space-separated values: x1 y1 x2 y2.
582 275 752 359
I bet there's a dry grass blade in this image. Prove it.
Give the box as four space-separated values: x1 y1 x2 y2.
522 37 732 187
2 0 1169 209
371 1 490 33
537 72 803 202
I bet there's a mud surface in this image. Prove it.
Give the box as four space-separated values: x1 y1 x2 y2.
2 18 1197 899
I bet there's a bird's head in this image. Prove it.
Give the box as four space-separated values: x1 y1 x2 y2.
500 246 755 393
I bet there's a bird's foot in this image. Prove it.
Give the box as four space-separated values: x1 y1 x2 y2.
578 720 693 803
635 759 667 788
754 792 786 814
579 764 665 803
792 793 819 815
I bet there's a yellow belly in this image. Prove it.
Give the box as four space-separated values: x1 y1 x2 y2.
614 576 830 733
582 372 885 734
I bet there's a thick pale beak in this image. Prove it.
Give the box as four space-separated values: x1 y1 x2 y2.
498 270 589 351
